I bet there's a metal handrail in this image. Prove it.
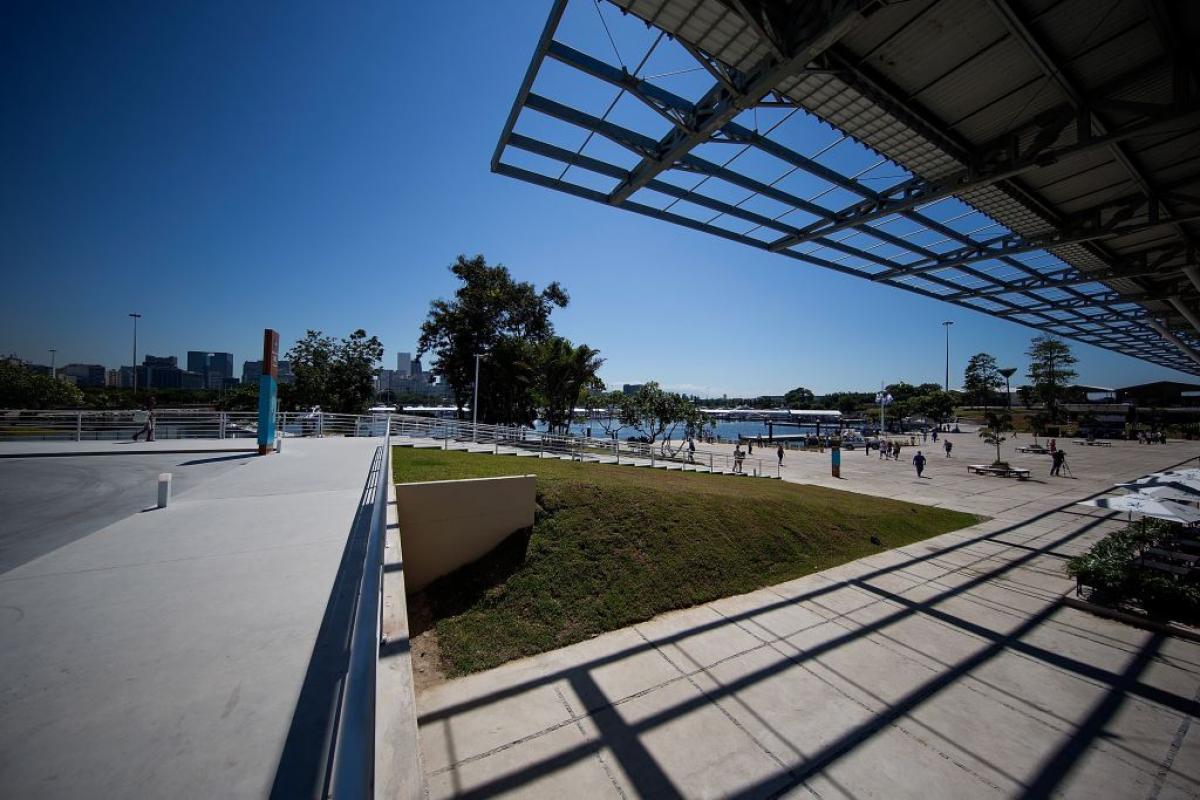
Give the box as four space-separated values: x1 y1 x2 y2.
0 408 781 477
329 420 391 798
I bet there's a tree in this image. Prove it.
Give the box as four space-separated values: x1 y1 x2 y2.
0 360 84 409
963 353 1002 407
1016 385 1035 409
619 382 711 454
418 254 568 416
1026 335 1078 422
913 390 955 423
784 386 815 408
978 410 1011 466
537 337 605 433
286 328 383 414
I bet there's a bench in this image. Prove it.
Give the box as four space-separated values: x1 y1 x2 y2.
1074 440 1112 446
1144 547 1200 564
1136 557 1194 577
1015 446 1049 454
967 464 1031 480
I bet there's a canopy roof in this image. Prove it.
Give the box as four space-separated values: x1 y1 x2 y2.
494 0 1200 372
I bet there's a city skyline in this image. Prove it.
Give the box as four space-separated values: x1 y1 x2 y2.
3 2 1197 399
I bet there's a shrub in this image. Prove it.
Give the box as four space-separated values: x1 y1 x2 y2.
1067 519 1200 623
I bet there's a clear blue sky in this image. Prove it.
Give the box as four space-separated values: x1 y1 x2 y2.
1 0 1193 396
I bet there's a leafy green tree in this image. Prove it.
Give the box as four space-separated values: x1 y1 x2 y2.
619 382 711 454
1017 385 1035 409
286 329 383 413
913 390 956 423
1026 335 1078 422
784 386 815 408
978 410 1011 466
963 353 1002 407
0 360 84 408
331 329 384 413
418 254 568 416
477 335 539 426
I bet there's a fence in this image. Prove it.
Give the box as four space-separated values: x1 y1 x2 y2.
0 409 778 477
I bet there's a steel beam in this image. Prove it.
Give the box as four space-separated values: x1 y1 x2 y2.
606 0 869 205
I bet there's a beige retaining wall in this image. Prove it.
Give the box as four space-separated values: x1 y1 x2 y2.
395 474 536 593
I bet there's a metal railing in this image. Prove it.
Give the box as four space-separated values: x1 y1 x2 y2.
0 408 779 478
329 422 391 798
387 414 779 478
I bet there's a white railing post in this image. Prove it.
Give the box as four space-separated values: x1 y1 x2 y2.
75 412 82 442
219 412 226 440
318 413 324 438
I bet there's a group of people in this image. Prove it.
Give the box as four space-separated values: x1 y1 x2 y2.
732 441 786 473
1137 430 1168 444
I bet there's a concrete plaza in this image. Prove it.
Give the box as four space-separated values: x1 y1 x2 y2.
0 437 382 798
415 430 1200 798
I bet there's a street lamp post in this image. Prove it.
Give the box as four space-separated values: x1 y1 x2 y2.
942 321 954 392
49 349 56 381
129 313 141 392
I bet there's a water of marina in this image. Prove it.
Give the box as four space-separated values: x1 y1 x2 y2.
535 418 854 442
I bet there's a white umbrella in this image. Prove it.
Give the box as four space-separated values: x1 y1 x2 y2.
1149 468 1200 482
1118 484 1200 504
1077 494 1200 524
1115 477 1200 499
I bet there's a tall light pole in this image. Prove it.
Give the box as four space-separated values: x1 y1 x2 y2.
49 348 57 381
942 321 954 392
129 313 141 392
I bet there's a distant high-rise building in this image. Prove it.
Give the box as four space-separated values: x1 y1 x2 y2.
242 360 293 386
187 351 233 389
60 363 106 387
396 352 412 376
106 369 121 387
411 356 423 376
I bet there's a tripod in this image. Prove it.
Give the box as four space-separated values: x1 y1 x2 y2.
1059 457 1073 478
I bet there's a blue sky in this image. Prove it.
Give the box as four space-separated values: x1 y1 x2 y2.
1 0 1193 396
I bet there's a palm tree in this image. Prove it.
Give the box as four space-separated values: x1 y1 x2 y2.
539 338 604 433
978 410 1009 466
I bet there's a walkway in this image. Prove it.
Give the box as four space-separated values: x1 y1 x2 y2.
415 432 1200 798
0 437 382 799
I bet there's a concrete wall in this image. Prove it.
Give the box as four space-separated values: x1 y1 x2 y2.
396 474 535 593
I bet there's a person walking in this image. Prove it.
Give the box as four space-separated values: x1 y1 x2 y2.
687 438 696 463
879 439 887 460
777 443 784 467
1049 437 1057 453
132 397 156 442
747 439 753 455
913 450 926 478
922 429 928 443
1050 448 1066 476
932 429 938 443
944 439 953 457
733 444 744 474
893 441 902 461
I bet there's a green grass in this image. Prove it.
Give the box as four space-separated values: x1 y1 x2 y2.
394 447 978 676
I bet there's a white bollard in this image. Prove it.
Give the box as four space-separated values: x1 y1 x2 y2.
157 473 172 509
275 436 283 453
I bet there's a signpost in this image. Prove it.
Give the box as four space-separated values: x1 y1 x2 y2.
257 329 279 455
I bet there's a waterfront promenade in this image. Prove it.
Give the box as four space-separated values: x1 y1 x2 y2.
0 438 382 798
414 430 1200 798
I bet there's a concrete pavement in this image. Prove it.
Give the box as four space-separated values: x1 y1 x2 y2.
0 437 383 799
413 431 1200 798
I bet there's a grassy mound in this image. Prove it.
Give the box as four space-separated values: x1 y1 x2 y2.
394 447 977 676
